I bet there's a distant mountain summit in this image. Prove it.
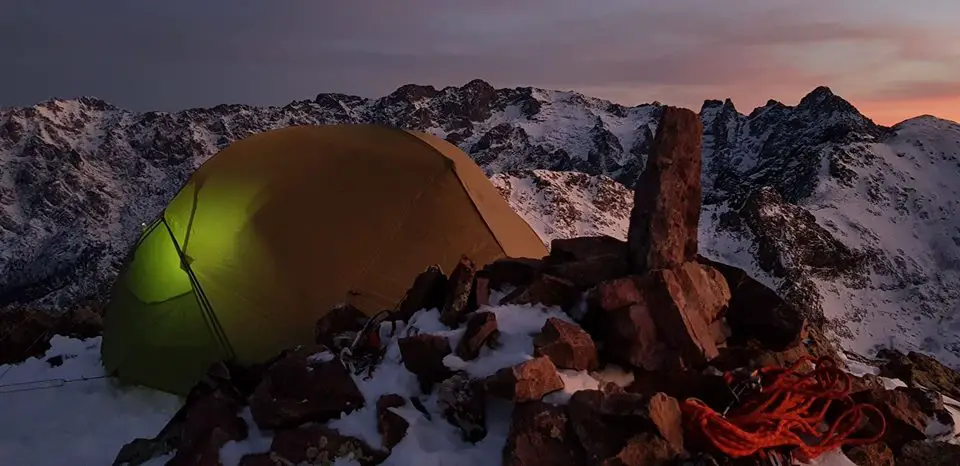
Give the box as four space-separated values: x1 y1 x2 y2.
2 81 959 364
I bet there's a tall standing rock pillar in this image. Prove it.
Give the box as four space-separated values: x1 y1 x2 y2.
628 106 703 273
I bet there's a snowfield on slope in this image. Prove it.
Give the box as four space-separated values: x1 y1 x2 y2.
802 116 960 367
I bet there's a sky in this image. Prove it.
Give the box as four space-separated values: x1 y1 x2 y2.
2 1 959 125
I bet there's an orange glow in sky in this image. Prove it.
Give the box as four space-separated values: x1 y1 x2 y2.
853 97 960 126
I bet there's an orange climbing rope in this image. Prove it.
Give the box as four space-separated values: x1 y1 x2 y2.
681 356 887 462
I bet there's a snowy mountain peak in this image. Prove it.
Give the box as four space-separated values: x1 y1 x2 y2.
2 81 960 371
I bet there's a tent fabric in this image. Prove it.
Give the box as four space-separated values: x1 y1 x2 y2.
100 124 548 395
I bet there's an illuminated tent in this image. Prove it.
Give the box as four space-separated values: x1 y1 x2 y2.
100 124 548 395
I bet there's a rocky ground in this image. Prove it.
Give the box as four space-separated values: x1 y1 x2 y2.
103 108 960 466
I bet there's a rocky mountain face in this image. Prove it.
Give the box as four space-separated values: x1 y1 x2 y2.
1 80 959 365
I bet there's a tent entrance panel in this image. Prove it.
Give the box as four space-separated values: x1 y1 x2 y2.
105 286 221 395
101 217 225 395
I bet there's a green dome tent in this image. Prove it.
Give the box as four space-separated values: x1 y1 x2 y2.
100 124 548 395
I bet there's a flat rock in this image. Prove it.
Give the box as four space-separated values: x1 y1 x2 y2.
486 356 565 402
534 317 598 371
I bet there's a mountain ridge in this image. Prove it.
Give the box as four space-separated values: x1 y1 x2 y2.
2 80 960 366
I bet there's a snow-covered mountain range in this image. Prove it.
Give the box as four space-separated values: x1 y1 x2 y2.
1 80 958 365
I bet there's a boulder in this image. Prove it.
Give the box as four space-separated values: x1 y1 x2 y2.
248 346 365 430
437 372 487 443
533 317 599 371
396 265 448 321
485 356 565 402
627 106 703 273
697 255 806 351
440 256 477 327
455 311 499 361
502 402 585 466
501 273 579 311
398 334 453 391
376 394 409 450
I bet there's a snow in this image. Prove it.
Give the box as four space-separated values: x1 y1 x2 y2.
491 169 632 242
0 335 182 466
801 117 960 366
0 305 929 466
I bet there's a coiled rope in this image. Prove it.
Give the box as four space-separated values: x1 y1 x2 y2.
681 356 887 462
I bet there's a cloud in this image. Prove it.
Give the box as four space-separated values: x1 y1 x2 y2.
0 0 958 123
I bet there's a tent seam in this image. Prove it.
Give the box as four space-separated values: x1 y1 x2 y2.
397 130 508 255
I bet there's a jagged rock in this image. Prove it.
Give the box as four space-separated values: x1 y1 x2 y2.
314 303 367 349
455 311 498 360
398 334 452 391
877 349 960 401
627 106 703 273
485 356 564 402
897 440 960 466
566 389 683 465
592 276 645 312
440 256 476 327
236 453 273 466
698 255 806 351
248 345 365 430
501 273 579 311
376 394 409 450
852 386 937 451
590 276 672 371
533 317 598 371
437 372 487 443
638 267 723 366
113 363 248 466
396 265 447 321
843 442 894 466
502 402 584 466
482 257 544 291
264 424 387 466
